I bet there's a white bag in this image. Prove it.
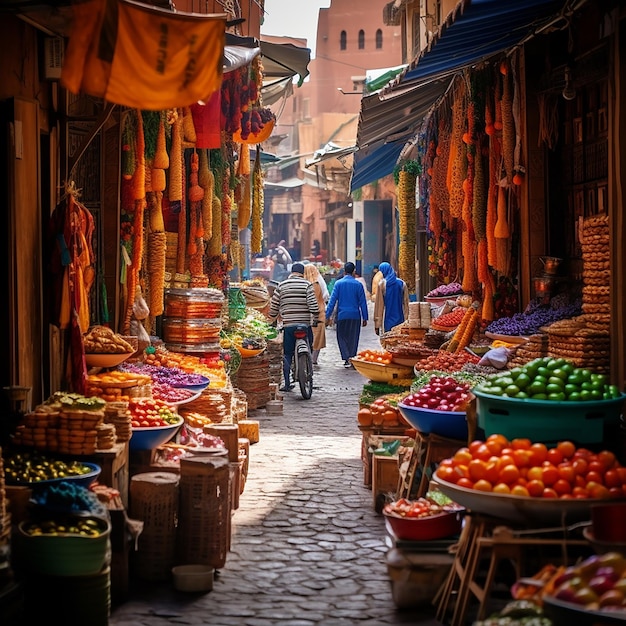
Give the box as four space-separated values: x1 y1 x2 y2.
129 319 151 352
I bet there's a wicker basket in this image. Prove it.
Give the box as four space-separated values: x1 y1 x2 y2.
232 388 248 423
130 472 180 581
176 456 230 569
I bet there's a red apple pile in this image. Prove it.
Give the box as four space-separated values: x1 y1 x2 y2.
401 376 472 412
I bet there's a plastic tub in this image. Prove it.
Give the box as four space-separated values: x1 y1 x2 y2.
397 402 468 440
172 564 214 592
17 516 111 576
473 389 626 443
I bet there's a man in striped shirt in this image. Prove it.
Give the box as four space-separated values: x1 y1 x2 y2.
268 263 321 391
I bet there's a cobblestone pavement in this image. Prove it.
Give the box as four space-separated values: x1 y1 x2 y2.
109 311 444 626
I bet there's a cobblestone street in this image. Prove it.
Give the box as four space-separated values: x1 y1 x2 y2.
109 313 442 626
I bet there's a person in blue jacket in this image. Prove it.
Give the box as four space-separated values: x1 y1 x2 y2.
325 262 368 368
373 261 409 335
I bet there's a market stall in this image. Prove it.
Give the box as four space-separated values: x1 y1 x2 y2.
349 245 626 619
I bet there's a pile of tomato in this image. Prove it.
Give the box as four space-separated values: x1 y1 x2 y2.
435 434 626 499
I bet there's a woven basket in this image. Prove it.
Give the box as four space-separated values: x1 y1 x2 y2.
176 456 230 569
130 472 180 581
232 388 248 423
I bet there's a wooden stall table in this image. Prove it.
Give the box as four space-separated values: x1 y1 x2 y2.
398 431 465 500
435 513 590 626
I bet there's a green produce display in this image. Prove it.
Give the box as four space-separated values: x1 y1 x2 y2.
21 516 106 537
474 357 622 402
473 600 551 626
360 381 412 406
4 452 94 483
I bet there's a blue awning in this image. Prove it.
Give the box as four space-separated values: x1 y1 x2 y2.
350 140 406 193
392 0 564 89
351 0 568 191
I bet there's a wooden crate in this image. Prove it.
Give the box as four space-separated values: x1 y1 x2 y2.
82 442 129 507
359 425 410 488
372 454 400 512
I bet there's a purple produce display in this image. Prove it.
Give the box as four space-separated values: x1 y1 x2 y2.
426 282 463 298
485 296 582 336
120 362 209 387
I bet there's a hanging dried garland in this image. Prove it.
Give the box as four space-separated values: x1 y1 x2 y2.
250 148 264 254
147 111 169 318
122 109 147 334
394 159 420 292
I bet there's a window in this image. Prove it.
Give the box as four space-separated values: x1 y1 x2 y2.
358 29 365 49
340 30 347 50
375 29 383 49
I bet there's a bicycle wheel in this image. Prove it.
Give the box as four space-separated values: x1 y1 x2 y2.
297 351 313 399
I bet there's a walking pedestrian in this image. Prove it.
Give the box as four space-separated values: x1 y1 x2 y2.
304 264 327 365
371 264 383 302
354 271 371 300
373 261 409 335
325 261 368 368
268 262 320 391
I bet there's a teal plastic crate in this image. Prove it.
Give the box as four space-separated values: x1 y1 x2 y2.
473 390 626 444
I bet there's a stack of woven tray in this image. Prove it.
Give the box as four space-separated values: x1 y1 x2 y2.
581 214 610 320
543 316 610 375
507 333 549 369
266 336 283 386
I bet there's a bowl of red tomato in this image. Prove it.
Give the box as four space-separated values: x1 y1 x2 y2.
383 497 464 541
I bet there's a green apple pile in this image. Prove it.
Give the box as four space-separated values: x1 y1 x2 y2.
21 516 106 537
474 357 623 402
4 452 94 483
548 551 626 611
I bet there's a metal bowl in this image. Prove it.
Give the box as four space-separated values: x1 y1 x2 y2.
432 475 623 525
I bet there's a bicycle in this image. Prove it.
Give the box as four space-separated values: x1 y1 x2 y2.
278 322 315 400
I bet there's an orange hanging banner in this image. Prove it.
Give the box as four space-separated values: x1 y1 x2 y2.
61 0 227 110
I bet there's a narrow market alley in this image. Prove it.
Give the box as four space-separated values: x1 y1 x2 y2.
109 315 442 626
